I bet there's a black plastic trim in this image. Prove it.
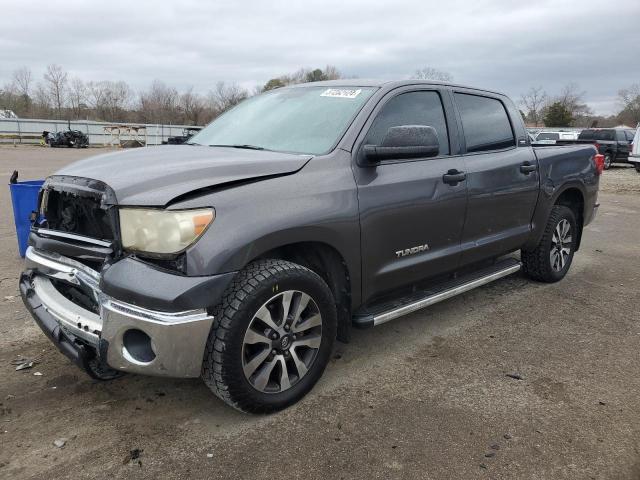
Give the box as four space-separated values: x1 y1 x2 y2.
100 257 237 311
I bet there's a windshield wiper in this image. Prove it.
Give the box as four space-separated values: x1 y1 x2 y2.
209 144 266 150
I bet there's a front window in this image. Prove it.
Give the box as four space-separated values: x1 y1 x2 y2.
190 86 376 155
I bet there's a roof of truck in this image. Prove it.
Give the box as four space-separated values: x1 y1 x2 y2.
289 79 506 96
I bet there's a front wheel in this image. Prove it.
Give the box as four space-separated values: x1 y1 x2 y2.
201 259 336 413
634 163 640 173
522 205 577 283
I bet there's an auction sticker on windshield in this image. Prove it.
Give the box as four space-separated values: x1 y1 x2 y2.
320 88 362 99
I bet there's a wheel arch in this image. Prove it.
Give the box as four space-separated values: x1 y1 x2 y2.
252 241 354 343
526 182 587 251
554 187 585 250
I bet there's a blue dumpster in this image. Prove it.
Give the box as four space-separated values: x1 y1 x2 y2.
9 180 44 257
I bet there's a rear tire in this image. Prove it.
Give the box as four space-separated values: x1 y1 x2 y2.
522 205 577 283
603 153 612 169
201 259 336 413
634 163 640 173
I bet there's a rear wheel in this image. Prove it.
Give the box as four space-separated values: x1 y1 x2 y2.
603 153 613 169
634 163 640 173
522 205 577 283
201 259 336 413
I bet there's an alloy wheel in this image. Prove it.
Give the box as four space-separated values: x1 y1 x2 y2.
242 290 322 393
550 219 572 272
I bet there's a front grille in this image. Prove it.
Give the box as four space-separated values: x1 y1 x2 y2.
42 189 115 241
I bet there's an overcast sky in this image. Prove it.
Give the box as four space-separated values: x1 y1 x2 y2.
2 0 639 115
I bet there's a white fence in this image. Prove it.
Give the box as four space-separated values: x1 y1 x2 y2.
0 118 203 146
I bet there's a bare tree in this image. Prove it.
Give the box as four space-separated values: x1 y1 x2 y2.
12 67 32 98
556 82 592 118
180 87 206 125
138 80 180 124
68 78 87 119
86 80 133 121
43 64 68 116
617 84 640 126
208 81 248 115
31 82 52 117
412 67 453 82
520 86 548 126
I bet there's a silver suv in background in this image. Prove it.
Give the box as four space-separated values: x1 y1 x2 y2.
535 131 580 144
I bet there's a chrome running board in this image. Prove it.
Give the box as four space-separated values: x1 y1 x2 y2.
353 258 521 328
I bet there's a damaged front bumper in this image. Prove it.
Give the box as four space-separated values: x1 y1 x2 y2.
20 246 214 378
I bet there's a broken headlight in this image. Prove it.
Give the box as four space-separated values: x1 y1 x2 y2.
119 208 214 255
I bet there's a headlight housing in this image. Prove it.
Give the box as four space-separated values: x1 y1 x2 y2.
119 208 215 255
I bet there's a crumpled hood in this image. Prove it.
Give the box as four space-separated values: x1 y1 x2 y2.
55 145 313 206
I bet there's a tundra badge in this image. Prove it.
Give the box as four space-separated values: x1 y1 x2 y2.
395 244 429 258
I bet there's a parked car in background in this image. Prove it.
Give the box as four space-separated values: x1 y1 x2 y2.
534 131 579 144
43 130 89 148
164 127 203 145
629 125 640 173
576 128 635 169
21 80 601 413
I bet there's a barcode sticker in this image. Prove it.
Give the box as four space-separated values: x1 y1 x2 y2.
320 88 362 99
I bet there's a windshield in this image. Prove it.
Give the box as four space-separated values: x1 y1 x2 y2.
537 132 559 140
190 86 376 155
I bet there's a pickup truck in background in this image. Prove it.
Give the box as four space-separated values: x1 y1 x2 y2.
20 80 601 413
575 128 636 169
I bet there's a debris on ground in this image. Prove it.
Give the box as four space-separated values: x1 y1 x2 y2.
206 453 213 458
506 373 523 380
503 433 513 440
490 444 500 450
485 452 496 458
53 438 67 448
122 448 144 465
33 372 43 376
15 361 34 371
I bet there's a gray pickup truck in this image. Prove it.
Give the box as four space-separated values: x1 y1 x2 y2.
20 80 601 413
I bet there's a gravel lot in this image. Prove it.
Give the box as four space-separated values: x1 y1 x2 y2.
1 146 639 479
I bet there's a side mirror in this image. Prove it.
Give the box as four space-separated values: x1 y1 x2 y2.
361 125 440 166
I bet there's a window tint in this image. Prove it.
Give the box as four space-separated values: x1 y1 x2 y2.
364 91 449 156
624 130 635 141
455 94 515 152
616 130 627 141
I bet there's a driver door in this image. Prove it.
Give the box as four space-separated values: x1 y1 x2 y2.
353 88 468 303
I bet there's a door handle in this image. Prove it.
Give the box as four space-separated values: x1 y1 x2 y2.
520 162 536 174
442 169 466 185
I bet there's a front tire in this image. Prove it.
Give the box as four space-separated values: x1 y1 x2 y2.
201 259 336 413
634 163 640 173
522 205 577 283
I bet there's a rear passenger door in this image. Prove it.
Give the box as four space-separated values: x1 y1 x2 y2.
453 91 539 265
354 88 467 302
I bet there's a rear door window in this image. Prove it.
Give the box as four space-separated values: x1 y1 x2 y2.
454 93 515 152
595 130 615 141
364 91 450 156
579 130 595 140
616 130 627 141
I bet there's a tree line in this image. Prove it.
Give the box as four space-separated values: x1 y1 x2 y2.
0 64 343 125
2 64 639 129
520 83 640 128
